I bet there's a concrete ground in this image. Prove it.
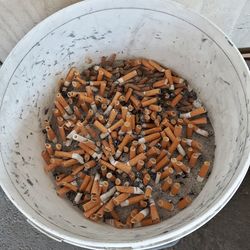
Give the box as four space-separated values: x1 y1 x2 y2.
0 171 249 250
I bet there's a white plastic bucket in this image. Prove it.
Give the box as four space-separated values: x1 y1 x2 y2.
0 0 250 249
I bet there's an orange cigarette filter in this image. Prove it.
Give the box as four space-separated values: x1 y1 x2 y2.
164 127 176 142
146 146 160 157
161 137 170 149
187 147 194 159
61 182 78 193
149 198 160 223
161 177 173 192
56 187 71 197
131 208 149 224
108 119 124 132
177 196 192 209
45 143 53 155
142 126 162 136
168 138 180 155
170 158 182 174
137 143 146 154
141 97 158 107
170 183 181 196
152 79 168 88
104 198 115 212
143 173 151 186
146 158 156 168
174 125 182 137
170 94 183 107
85 176 94 193
144 185 153 199
94 66 112 79
125 88 133 103
149 105 162 112
42 150 50 164
113 193 130 206
189 152 201 167
130 95 141 109
46 126 57 143
157 199 174 211
128 153 147 167
160 167 174 180
161 118 175 131
115 70 137 85
165 69 174 89
141 59 155 70
120 194 145 207
135 125 142 134
136 160 145 171
190 117 208 125
94 120 108 133
138 132 161 144
197 161 210 182
129 146 137 159
176 161 190 174
186 123 194 138
153 156 170 172
84 203 103 218
143 88 161 97
180 107 207 118
79 175 91 192
148 60 165 72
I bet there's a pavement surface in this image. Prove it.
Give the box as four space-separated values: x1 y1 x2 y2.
0 171 249 250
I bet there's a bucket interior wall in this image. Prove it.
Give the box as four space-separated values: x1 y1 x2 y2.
0 1 248 247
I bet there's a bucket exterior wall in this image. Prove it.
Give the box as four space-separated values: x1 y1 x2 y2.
0 0 250 249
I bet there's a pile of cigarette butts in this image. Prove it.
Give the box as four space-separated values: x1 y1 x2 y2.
42 55 212 228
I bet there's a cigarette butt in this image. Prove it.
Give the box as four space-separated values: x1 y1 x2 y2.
135 125 142 134
56 187 71 197
180 107 207 118
104 198 115 212
141 97 158 107
46 126 57 143
137 143 147 154
174 125 182 137
84 203 102 218
171 158 182 175
134 218 154 228
197 161 210 182
173 76 184 84
125 88 133 103
187 147 194 159
157 199 174 211
128 153 147 167
143 89 161 97
170 183 181 196
94 66 112 79
56 93 73 114
115 178 122 186
170 94 183 107
139 200 148 208
131 208 149 224
168 138 180 155
61 182 77 193
138 132 161 144
161 118 175 131
85 176 94 193
142 126 162 136
94 120 108 133
177 196 192 209
120 194 145 207
108 119 124 132
152 79 168 88
149 105 162 112
113 193 131 206
56 116 64 126
155 172 161 184
149 198 160 223
143 173 151 186
189 152 201 167
42 150 50 164
146 146 160 157
190 117 208 125
114 162 132 174
116 186 144 194
160 167 174 180
153 156 170 172
161 177 173 192
129 146 137 159
165 69 174 90
141 59 155 70
164 127 176 142
176 161 190 173
115 70 137 85
161 137 170 149
144 185 153 199
45 143 53 156
136 160 145 171
148 60 165 72
187 123 194 138
146 158 156 168
106 172 116 182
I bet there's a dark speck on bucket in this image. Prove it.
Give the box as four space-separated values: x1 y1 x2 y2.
27 179 33 186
